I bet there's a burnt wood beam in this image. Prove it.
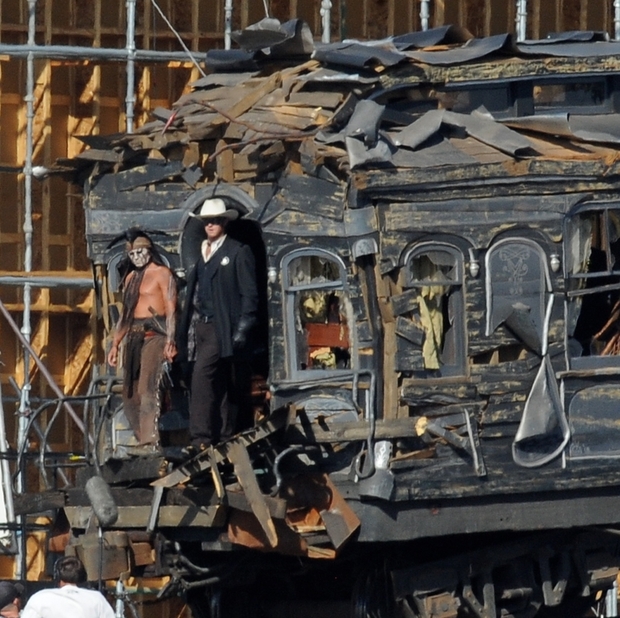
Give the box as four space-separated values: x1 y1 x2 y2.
14 491 66 515
64 505 227 529
353 159 620 194
382 55 620 89
353 487 620 542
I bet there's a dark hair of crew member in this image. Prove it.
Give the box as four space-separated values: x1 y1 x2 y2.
54 556 87 585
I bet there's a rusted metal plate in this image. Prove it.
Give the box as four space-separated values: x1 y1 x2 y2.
227 509 307 555
319 475 360 550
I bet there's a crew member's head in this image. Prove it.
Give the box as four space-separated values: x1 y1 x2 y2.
0 581 23 612
54 556 87 587
191 198 238 243
126 234 153 269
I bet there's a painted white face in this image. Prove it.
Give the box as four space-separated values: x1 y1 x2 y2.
128 246 151 268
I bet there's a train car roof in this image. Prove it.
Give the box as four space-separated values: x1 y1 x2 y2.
54 21 620 258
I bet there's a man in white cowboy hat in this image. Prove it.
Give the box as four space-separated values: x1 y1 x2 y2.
178 197 258 456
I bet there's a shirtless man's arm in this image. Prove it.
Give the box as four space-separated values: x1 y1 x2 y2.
158 265 177 362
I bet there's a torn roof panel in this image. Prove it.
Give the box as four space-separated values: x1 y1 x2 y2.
516 41 620 57
389 135 480 168
499 114 620 146
405 34 516 65
528 31 609 44
570 114 620 144
231 17 289 51
344 100 385 145
231 18 314 58
389 109 535 157
205 49 260 73
392 25 473 50
56 22 620 195
443 111 537 156
390 110 445 150
312 41 407 69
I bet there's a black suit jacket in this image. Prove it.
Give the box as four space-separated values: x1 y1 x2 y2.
179 236 258 359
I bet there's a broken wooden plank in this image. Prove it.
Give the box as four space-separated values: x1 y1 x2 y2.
396 315 425 346
225 484 288 519
207 73 283 126
64 505 227 528
14 491 65 515
152 407 288 488
216 138 234 182
75 149 125 163
286 417 419 443
395 342 426 372
146 486 164 534
391 289 418 316
226 440 278 548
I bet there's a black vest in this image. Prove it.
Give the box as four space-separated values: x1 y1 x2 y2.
196 257 218 318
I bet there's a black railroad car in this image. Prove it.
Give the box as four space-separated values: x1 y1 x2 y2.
55 22 620 618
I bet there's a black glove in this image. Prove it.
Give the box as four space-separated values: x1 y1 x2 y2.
232 317 253 351
232 330 247 351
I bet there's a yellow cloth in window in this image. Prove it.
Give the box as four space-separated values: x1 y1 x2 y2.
418 286 445 370
301 292 328 323
309 347 337 369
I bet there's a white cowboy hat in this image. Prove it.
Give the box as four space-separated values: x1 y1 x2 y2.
189 197 239 221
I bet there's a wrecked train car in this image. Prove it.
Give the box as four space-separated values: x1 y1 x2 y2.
55 22 620 618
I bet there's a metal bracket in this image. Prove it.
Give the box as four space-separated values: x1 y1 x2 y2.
538 548 570 607
462 570 497 618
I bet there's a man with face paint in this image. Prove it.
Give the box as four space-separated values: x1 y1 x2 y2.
107 232 177 452
178 198 258 457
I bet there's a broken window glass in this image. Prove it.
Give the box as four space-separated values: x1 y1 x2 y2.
399 244 465 376
283 252 351 373
569 207 620 360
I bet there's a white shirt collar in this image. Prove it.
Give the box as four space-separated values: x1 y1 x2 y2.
201 234 226 262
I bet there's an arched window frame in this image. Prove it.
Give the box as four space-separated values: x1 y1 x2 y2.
401 242 466 377
281 248 355 379
485 237 553 356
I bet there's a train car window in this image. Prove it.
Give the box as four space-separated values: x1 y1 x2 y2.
399 244 465 376
533 78 609 113
283 251 352 374
486 238 551 357
569 207 620 362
